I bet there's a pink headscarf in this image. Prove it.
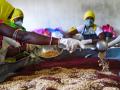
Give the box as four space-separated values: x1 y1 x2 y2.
32 28 51 37
102 24 117 38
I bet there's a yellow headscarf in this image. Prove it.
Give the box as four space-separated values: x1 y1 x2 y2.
0 0 14 22
10 8 24 22
68 27 77 33
83 10 95 20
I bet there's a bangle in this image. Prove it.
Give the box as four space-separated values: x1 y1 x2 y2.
12 29 20 40
49 36 53 45
58 38 61 45
18 47 21 53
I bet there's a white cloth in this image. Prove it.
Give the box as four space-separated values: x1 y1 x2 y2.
0 37 21 62
77 25 103 36
0 38 10 61
3 36 21 47
59 38 85 53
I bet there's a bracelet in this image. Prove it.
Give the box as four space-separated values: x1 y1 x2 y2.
12 30 17 40
49 36 53 45
18 47 21 53
58 38 61 45
12 29 20 40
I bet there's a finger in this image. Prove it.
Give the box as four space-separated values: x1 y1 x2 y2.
72 44 77 53
69 45 74 53
79 42 85 49
66 42 71 51
69 44 73 53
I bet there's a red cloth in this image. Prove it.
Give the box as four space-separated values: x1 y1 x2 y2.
0 35 3 48
0 20 4 48
21 57 120 71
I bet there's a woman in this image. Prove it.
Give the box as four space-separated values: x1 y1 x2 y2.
0 0 85 61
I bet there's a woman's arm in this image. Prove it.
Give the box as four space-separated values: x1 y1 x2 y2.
0 23 84 53
108 35 120 47
0 23 59 45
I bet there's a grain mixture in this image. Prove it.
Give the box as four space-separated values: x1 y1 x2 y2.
0 67 120 90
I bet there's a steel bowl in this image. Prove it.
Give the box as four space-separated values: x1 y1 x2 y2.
33 45 63 59
96 41 108 51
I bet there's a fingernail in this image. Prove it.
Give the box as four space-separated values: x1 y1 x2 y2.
70 51 73 53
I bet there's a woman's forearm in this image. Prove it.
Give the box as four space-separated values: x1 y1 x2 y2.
17 31 59 45
0 23 59 45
